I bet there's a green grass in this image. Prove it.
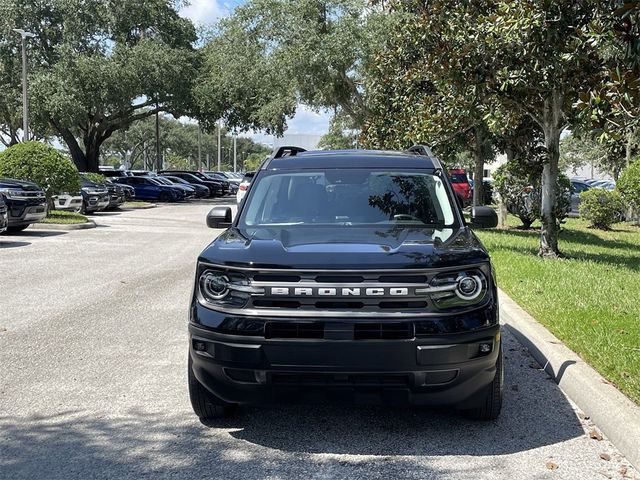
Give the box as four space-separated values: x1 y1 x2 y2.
123 201 154 209
476 216 640 404
41 210 89 225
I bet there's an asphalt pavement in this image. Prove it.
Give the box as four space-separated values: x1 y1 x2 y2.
0 201 637 480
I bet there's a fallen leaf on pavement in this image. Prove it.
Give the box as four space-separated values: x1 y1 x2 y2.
589 429 603 441
546 461 559 470
600 453 611 461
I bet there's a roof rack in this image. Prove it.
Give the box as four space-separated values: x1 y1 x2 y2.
273 146 307 159
406 144 444 172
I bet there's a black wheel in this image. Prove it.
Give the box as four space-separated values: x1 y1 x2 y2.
463 346 503 421
80 202 87 215
159 192 171 202
188 355 237 420
6 225 29 233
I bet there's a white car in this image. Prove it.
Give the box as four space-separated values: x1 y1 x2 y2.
236 172 255 204
54 194 83 212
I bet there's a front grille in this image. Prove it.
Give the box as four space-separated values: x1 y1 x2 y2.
264 321 414 340
354 322 414 340
265 321 324 339
271 372 410 387
244 270 440 315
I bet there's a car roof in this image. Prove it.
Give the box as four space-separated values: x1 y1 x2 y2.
264 149 438 170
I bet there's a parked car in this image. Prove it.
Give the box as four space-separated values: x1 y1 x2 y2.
99 167 131 178
236 171 255 204
569 180 591 216
206 171 241 193
109 181 135 201
152 176 196 199
160 175 210 198
130 170 156 177
113 176 181 202
54 194 83 212
189 146 502 422
105 182 126 210
80 175 110 214
0 178 48 232
0 195 8 233
158 171 223 197
202 172 232 195
449 168 472 207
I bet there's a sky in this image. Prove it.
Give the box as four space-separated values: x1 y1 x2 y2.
179 1 332 145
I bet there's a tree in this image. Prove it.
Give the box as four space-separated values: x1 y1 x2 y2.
318 115 358 150
196 0 390 133
101 115 270 171
0 141 80 208
618 159 640 211
560 132 639 180
0 0 199 172
481 1 615 257
362 1 500 206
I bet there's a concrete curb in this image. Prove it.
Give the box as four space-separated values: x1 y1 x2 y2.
31 220 97 231
499 288 640 469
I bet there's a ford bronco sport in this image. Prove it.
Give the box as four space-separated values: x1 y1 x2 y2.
189 146 501 421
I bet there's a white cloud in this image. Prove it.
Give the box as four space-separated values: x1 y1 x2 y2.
180 0 229 25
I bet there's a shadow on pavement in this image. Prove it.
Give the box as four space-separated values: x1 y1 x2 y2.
0 333 587 479
0 240 31 249
3 230 67 238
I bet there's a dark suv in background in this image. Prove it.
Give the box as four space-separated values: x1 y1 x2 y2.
159 171 223 197
0 178 48 233
188 146 501 422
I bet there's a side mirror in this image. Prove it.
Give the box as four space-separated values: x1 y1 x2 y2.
469 206 498 229
206 206 233 229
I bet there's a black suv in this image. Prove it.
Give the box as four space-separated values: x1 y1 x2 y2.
0 178 48 233
188 147 501 421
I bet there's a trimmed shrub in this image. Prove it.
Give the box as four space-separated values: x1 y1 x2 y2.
579 189 624 230
618 159 640 211
0 142 80 205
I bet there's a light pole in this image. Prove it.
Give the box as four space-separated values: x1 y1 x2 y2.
13 29 36 142
217 120 222 171
233 135 237 172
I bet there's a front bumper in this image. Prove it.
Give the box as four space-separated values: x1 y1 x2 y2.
189 305 500 408
0 206 8 232
6 199 47 227
84 193 110 212
54 195 83 212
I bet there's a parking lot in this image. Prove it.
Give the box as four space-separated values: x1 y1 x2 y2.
0 201 635 480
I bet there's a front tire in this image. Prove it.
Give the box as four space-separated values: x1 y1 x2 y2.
463 346 503 421
159 192 171 202
188 355 237 420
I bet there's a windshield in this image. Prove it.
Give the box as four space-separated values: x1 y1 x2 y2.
240 169 457 228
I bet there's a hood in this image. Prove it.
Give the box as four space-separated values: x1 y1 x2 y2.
0 177 43 191
199 226 489 270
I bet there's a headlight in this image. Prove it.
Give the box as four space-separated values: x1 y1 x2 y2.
200 271 230 300
198 268 260 309
429 270 489 309
0 188 42 199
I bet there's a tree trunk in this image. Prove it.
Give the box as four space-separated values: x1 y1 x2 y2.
59 128 89 171
539 92 563 258
472 126 485 206
56 126 104 173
